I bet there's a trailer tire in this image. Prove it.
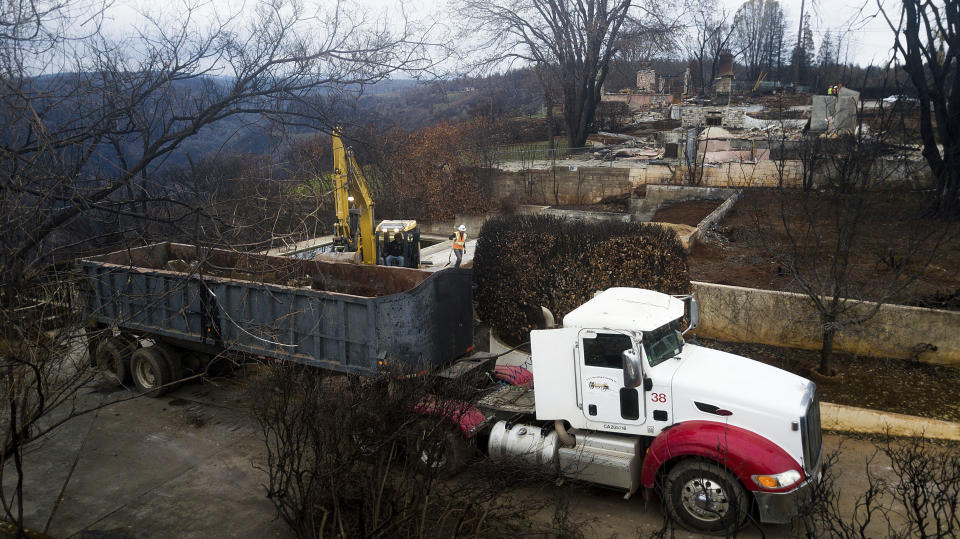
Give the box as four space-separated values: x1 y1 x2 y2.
663 459 748 535
94 336 135 385
131 347 174 398
85 325 106 368
149 342 183 386
405 419 468 479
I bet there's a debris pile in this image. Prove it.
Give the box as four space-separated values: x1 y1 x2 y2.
162 257 381 296
473 215 691 343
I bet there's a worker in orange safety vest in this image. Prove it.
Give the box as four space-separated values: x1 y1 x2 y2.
449 224 467 268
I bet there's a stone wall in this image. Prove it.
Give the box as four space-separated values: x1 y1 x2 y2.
636 69 657 92
679 105 746 129
692 282 960 365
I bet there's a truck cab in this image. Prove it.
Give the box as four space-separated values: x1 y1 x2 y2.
489 288 821 534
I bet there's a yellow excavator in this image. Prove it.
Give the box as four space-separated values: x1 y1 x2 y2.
324 127 421 267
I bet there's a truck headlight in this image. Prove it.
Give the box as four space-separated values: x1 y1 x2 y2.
751 469 802 490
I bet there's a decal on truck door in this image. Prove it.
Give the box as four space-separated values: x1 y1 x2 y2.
586 376 616 392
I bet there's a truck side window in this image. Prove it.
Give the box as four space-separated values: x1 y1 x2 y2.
583 333 632 369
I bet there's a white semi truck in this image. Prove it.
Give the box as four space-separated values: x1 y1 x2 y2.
81 245 821 534
477 288 821 534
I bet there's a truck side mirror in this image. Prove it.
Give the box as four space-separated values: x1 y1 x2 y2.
622 349 642 389
684 297 699 335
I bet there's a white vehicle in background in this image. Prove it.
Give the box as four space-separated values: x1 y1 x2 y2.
883 94 920 105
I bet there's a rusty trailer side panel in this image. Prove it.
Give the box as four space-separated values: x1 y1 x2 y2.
78 243 473 376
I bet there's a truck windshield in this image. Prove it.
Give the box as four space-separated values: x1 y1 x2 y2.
643 322 684 367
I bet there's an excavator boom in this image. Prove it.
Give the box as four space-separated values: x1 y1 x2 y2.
331 128 377 265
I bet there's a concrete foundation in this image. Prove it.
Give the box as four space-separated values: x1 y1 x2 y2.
629 185 739 221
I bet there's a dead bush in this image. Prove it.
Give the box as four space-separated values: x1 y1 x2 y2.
251 363 585 538
803 436 960 538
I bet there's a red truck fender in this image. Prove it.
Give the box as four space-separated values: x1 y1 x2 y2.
413 395 486 438
641 420 804 493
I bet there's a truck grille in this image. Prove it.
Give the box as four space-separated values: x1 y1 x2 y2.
800 386 822 476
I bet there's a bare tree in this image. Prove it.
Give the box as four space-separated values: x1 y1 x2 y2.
881 0 960 219
806 436 960 538
456 0 681 147
754 101 945 376
685 1 736 95
0 0 437 533
732 0 788 82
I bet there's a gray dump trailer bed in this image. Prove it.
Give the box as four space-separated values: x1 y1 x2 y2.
79 243 474 377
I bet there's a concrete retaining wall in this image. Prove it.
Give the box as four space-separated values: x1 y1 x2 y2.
490 167 634 206
692 281 960 365
489 163 808 203
490 156 929 202
541 208 630 222
696 191 742 234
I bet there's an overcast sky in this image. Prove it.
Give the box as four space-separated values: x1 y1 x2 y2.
103 0 900 68
719 0 896 65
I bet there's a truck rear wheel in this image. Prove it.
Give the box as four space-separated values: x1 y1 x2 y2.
94 336 136 385
663 460 748 535
131 346 174 398
405 419 468 478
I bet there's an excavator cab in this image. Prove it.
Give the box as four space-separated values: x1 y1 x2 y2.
376 220 421 268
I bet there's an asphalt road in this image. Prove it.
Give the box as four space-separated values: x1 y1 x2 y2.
4 373 899 538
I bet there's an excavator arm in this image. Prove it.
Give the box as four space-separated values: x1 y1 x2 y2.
331 127 377 265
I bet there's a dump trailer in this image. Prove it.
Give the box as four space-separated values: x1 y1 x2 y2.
80 242 473 391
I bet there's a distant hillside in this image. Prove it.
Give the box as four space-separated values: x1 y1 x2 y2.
5 71 544 179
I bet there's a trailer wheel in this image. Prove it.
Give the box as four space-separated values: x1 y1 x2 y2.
149 342 183 386
663 460 748 535
85 325 106 368
94 336 135 385
131 347 174 398
405 419 468 479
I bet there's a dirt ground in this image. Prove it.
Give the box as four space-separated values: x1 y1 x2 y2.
698 337 960 423
687 189 960 309
650 199 723 226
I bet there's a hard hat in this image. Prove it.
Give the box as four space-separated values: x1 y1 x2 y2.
458 225 466 232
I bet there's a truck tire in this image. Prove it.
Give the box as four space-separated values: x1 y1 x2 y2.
405 419 469 479
663 459 748 535
85 325 105 368
131 346 174 398
94 336 135 385
149 342 183 386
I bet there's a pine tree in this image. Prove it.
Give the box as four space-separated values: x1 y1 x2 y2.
817 30 835 90
791 13 816 86
801 14 816 85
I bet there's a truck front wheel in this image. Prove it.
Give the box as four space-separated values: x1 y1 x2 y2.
663 460 748 535
131 347 174 398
